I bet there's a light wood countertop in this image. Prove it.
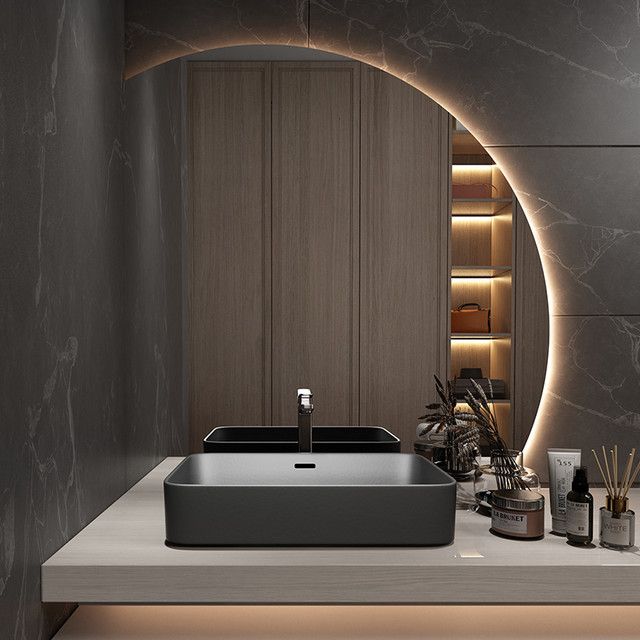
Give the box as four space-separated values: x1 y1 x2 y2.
42 457 640 604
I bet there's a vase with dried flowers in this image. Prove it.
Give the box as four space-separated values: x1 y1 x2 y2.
417 376 538 513
463 379 540 513
417 376 480 509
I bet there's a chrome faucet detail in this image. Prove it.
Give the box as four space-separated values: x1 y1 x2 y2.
297 388 313 453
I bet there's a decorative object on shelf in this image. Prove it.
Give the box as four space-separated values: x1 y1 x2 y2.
417 376 479 509
450 303 491 333
416 377 479 477
566 467 593 546
592 446 639 550
454 368 506 400
418 376 530 511
489 489 545 540
464 380 535 515
474 449 540 517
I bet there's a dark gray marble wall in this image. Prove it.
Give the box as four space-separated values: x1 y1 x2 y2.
0 2 184 638
123 60 186 486
125 0 640 478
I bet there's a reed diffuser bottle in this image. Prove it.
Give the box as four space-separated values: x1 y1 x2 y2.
592 446 639 551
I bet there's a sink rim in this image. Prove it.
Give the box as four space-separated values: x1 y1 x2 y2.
203 425 400 445
164 452 456 489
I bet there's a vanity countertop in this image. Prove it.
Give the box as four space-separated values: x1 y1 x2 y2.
42 457 640 605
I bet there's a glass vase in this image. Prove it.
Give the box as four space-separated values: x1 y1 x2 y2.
473 449 540 516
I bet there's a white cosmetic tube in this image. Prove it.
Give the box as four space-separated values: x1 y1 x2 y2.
547 448 581 534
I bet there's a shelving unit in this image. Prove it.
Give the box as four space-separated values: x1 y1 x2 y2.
450 121 514 443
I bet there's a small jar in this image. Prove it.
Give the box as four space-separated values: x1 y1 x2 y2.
600 496 635 550
490 489 545 540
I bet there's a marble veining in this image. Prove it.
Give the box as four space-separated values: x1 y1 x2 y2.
526 315 640 473
308 0 640 145
0 2 184 637
125 0 309 77
490 147 640 316
2 0 640 634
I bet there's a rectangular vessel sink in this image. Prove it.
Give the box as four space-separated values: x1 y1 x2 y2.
203 426 400 453
164 453 456 546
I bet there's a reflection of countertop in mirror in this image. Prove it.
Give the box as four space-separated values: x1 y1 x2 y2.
42 457 640 605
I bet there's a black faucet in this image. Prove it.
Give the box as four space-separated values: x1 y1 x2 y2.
297 388 313 452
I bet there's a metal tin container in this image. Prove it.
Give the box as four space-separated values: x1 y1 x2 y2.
490 489 545 540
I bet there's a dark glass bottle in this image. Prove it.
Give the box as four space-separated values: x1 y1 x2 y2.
566 467 593 545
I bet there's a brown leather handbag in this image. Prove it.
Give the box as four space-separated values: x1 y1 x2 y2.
451 303 491 333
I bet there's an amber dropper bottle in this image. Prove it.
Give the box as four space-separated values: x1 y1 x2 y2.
566 467 593 546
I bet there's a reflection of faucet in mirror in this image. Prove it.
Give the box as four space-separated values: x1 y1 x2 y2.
297 388 313 453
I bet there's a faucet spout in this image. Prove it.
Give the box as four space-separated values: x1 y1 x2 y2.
297 388 313 453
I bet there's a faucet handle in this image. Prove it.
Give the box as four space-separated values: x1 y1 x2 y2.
297 388 313 414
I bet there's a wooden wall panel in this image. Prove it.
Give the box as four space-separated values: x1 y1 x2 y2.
360 67 449 451
271 62 360 426
188 62 271 451
514 202 549 448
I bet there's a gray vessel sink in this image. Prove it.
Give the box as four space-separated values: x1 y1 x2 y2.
164 453 456 547
203 425 400 453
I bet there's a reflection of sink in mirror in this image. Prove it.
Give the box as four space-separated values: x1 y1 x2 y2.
164 453 456 546
203 426 401 453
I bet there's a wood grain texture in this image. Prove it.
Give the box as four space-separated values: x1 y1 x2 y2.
359 67 449 451
271 62 360 426
514 202 550 448
451 218 492 265
42 458 640 605
188 63 271 451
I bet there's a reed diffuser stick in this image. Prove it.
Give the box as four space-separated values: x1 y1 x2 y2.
602 446 614 494
592 449 612 495
620 449 635 497
613 446 618 497
622 460 640 500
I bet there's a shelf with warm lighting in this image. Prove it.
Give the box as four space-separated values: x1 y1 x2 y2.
451 333 511 340
451 198 513 215
451 131 494 165
456 398 511 405
451 266 511 278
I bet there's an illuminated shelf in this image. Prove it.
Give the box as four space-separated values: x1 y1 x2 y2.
452 198 513 215
451 333 511 340
452 130 489 157
451 265 511 278
456 398 511 405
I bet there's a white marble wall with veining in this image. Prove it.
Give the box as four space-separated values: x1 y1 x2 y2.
0 2 185 638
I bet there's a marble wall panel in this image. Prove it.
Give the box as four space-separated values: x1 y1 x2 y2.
0 2 185 637
0 2 128 638
123 60 186 486
525 316 640 475
490 147 640 316
125 0 309 78
309 0 640 146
